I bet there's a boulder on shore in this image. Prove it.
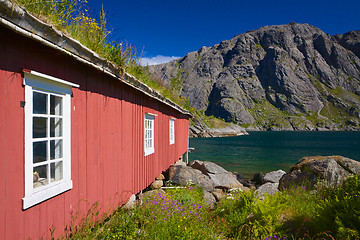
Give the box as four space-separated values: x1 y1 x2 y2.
264 170 286 183
255 182 279 199
203 190 216 209
150 180 163 189
189 160 244 189
168 165 215 192
279 155 360 189
253 172 265 185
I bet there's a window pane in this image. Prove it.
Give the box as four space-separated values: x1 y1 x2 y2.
51 161 63 182
33 117 47 138
50 139 63 160
33 165 48 188
33 92 47 114
50 95 62 116
33 141 47 163
50 118 62 137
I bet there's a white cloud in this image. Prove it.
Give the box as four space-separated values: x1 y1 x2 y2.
140 55 180 66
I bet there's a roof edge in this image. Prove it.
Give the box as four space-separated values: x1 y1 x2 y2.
0 0 192 117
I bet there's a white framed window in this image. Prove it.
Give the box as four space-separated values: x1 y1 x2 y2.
169 118 175 145
144 113 155 156
22 70 79 209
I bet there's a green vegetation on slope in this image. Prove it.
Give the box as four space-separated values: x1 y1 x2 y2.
248 100 291 130
15 0 138 73
61 175 360 239
14 0 193 111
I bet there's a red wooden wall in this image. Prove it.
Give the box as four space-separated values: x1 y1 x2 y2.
0 25 189 239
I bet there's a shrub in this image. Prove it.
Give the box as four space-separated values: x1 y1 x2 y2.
214 187 319 239
313 175 360 239
16 0 139 74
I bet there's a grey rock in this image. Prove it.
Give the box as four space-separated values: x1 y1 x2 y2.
189 160 244 189
264 170 286 183
232 172 256 189
173 160 186 166
149 23 360 131
150 180 163 189
203 190 216 209
253 172 265 185
334 30 360 58
279 156 360 189
255 182 279 199
168 165 215 192
142 189 166 200
155 173 165 180
123 194 137 209
189 120 248 138
211 189 226 202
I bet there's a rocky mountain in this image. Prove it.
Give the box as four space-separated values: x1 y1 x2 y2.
149 23 360 131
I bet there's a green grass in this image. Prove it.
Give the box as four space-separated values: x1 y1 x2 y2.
247 100 292 130
15 0 138 74
61 175 360 239
191 109 230 129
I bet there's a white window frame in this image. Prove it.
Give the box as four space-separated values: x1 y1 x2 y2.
169 118 175 145
22 70 79 209
144 113 155 156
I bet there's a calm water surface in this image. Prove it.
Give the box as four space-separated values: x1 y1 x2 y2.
189 131 360 177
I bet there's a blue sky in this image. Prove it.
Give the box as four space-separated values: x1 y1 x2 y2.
87 0 360 65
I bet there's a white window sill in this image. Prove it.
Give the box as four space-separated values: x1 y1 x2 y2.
22 180 72 209
144 148 155 156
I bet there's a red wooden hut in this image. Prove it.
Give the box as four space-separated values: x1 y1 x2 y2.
0 1 191 238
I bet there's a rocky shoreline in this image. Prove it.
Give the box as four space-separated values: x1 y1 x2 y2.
125 155 360 208
189 120 359 138
189 123 248 138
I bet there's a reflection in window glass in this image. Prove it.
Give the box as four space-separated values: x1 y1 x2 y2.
33 117 47 138
33 141 47 163
33 165 48 188
51 161 63 182
50 118 62 137
50 139 63 160
50 95 62 115
33 91 47 114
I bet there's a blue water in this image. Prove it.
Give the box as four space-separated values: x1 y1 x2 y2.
189 131 360 177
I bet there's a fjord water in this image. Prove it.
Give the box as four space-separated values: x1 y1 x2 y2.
189 131 360 177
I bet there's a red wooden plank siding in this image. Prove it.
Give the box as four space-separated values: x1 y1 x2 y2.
0 70 6 240
121 86 135 202
4 71 25 240
74 73 88 217
0 39 7 240
0 24 190 239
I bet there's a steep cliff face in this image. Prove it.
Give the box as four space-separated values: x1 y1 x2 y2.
149 23 360 130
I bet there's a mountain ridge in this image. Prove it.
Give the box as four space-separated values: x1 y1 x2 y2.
149 23 360 131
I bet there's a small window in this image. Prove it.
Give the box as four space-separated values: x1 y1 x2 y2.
23 70 79 209
169 118 175 145
144 114 155 156
32 90 65 189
